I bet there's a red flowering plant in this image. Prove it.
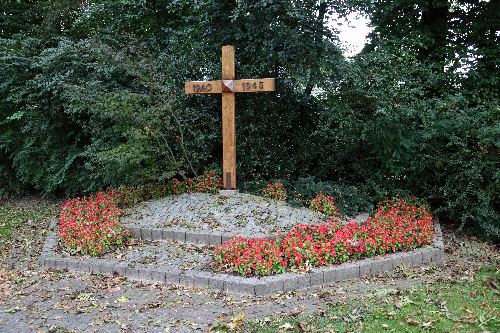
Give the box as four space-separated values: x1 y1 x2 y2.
213 197 435 276
262 181 287 202
309 192 341 218
59 170 222 256
213 237 287 276
59 192 129 256
102 185 143 208
187 171 223 194
151 178 189 197
101 170 223 208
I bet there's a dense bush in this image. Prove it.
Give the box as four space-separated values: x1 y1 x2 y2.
241 178 373 216
314 44 499 238
288 178 374 213
214 198 435 276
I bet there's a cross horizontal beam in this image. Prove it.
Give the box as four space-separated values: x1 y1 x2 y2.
185 78 275 94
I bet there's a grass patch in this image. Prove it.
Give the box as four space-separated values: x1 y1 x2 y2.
211 267 499 333
0 203 57 251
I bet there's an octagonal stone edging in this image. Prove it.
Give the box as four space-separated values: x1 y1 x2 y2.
39 219 445 297
126 225 280 245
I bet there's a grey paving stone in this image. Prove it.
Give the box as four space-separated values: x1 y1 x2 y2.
249 233 273 240
96 262 115 276
224 275 258 295
150 269 166 283
324 262 359 282
434 221 442 237
376 256 395 274
358 258 376 277
86 261 103 274
45 237 57 251
186 230 223 245
151 228 163 240
398 251 421 267
421 247 433 263
323 266 342 283
74 260 89 273
42 257 53 269
140 228 153 240
219 189 239 196
207 274 226 292
309 268 324 286
71 259 88 273
40 198 445 296
431 247 445 262
55 258 69 270
388 253 406 268
164 270 181 285
221 232 239 243
128 227 141 238
125 267 141 279
254 275 285 296
121 192 327 237
162 228 187 242
90 261 104 274
396 252 412 266
409 249 425 266
282 273 311 292
434 237 444 249
112 263 128 276
38 255 48 266
138 267 153 281
42 245 52 256
180 270 211 288
64 259 82 272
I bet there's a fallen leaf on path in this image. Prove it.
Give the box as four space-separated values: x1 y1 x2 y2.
229 311 245 330
279 322 294 330
2 306 22 313
298 321 311 332
114 296 129 303
406 318 419 326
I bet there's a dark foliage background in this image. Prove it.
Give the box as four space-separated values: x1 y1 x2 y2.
0 0 498 238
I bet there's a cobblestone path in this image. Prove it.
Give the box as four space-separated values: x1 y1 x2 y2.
122 192 328 235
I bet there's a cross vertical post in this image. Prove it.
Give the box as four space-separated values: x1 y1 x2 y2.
221 45 236 189
184 45 275 192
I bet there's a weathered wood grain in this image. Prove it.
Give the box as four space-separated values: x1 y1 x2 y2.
221 45 236 189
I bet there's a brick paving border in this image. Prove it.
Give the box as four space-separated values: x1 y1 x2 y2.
127 225 279 245
39 219 445 296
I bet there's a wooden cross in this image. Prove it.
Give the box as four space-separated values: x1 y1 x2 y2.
185 45 275 190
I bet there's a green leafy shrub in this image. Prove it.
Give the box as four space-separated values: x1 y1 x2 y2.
288 177 374 216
